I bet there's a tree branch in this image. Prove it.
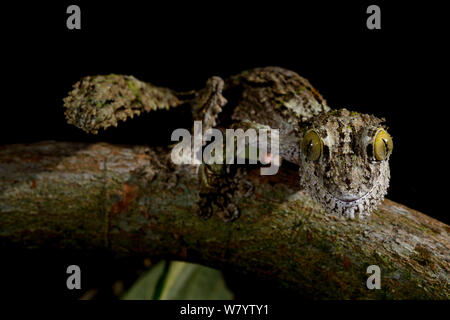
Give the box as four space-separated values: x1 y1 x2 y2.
0 141 448 299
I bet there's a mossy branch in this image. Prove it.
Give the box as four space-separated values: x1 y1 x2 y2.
0 141 448 299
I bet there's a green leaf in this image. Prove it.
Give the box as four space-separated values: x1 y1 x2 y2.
121 261 233 300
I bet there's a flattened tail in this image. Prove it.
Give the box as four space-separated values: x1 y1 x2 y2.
63 74 183 134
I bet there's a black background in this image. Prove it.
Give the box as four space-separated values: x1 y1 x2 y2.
1 1 448 301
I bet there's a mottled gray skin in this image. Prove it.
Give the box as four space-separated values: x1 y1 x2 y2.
63 74 181 134
220 67 392 218
63 67 392 219
228 67 330 164
298 110 390 218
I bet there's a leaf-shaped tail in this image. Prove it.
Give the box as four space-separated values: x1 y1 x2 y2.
63 74 182 134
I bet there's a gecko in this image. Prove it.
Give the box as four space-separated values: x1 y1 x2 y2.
63 67 393 220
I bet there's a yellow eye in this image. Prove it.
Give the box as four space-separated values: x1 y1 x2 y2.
302 130 323 161
373 128 393 160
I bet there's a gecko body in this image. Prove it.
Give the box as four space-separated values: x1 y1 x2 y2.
64 67 393 219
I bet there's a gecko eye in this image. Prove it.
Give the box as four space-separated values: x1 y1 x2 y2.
302 129 323 161
373 128 393 161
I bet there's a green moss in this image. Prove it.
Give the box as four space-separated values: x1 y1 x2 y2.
295 86 306 94
104 74 120 83
328 109 341 117
276 97 285 108
127 80 141 99
96 100 107 108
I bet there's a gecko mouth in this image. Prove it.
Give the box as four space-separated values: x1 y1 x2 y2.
301 160 390 217
322 168 386 207
326 184 376 205
334 194 367 203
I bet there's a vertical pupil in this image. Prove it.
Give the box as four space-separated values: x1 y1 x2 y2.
307 140 313 155
382 138 389 152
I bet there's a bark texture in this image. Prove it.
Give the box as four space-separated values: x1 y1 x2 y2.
0 141 448 299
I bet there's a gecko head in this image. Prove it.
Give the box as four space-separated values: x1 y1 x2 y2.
298 108 393 218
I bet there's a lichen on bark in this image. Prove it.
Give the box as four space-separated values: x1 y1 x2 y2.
0 142 448 299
